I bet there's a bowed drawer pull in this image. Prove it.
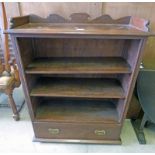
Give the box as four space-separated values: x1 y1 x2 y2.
94 129 106 136
48 128 60 135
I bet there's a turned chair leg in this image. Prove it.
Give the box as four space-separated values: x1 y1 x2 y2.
8 93 20 121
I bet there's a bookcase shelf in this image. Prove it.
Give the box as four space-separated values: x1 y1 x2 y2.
25 57 131 74
30 77 125 99
7 13 152 144
35 98 119 123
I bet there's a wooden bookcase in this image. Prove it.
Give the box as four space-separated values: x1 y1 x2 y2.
6 13 153 144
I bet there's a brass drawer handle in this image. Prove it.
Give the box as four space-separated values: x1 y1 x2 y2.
48 128 60 135
94 129 106 136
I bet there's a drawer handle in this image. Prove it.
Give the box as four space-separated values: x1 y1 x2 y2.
94 130 106 136
48 128 60 135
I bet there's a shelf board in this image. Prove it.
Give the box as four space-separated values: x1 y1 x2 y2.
30 78 125 99
26 57 131 74
35 99 119 123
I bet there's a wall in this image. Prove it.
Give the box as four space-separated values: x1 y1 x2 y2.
19 2 102 18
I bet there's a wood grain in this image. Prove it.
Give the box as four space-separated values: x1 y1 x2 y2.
35 38 125 58
33 122 121 142
6 12 151 36
7 11 151 143
30 77 125 99
33 137 121 144
6 22 152 36
35 98 119 123
25 57 131 74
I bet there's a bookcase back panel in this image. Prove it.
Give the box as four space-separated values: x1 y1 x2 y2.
34 38 125 57
32 97 120 123
17 38 34 68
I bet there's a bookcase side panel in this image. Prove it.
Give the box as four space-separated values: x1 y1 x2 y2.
10 36 36 120
117 38 147 123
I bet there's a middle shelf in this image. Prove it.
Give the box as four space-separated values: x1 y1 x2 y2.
30 77 125 99
25 57 131 74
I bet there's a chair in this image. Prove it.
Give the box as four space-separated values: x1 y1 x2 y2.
131 69 155 144
0 2 21 121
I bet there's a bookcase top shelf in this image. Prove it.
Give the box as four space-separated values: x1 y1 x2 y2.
6 13 154 37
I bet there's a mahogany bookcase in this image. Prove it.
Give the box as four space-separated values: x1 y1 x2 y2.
6 13 153 144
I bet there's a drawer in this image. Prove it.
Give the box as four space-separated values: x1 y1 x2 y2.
33 122 121 141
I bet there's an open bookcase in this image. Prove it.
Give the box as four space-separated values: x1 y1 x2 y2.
6 13 153 144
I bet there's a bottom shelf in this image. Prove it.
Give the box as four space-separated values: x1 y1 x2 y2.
35 98 119 123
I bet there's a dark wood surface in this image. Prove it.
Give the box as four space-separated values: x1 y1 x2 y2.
33 137 121 144
33 121 121 142
34 38 125 57
26 57 131 74
127 94 141 119
7 23 152 36
7 13 152 144
30 78 125 99
35 98 119 123
6 13 152 36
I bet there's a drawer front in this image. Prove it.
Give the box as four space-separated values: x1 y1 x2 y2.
33 122 121 140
